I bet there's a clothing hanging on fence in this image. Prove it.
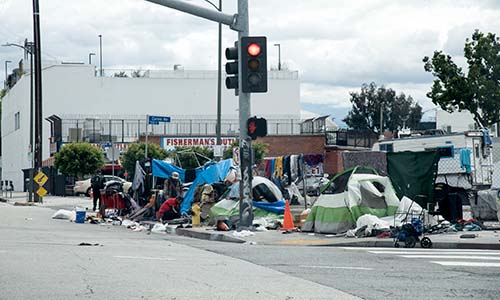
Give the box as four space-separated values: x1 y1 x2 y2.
284 155 292 185
275 156 283 178
290 154 298 181
460 148 472 174
297 154 303 178
265 159 272 178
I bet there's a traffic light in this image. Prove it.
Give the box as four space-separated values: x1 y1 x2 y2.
241 36 267 93
225 42 238 90
247 116 267 140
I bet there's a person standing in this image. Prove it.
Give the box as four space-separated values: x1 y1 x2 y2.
90 170 104 212
163 172 182 199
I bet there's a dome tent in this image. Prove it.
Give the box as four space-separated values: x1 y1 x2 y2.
302 166 399 234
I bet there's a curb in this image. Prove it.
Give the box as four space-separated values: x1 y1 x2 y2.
175 228 246 244
314 240 500 250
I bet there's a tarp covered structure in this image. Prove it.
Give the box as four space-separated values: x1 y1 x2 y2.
302 166 399 234
387 151 440 208
152 159 234 214
210 176 285 224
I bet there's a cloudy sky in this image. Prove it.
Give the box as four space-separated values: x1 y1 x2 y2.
1 0 499 122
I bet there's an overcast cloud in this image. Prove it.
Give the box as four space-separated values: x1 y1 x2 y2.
1 0 499 119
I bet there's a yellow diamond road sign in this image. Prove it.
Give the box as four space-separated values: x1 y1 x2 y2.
36 187 48 198
34 171 48 186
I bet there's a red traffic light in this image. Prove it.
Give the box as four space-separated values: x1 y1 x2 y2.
247 43 261 56
248 120 257 134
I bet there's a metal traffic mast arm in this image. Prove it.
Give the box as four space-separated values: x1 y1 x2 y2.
145 0 243 31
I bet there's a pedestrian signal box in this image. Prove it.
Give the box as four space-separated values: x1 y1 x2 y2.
247 117 267 140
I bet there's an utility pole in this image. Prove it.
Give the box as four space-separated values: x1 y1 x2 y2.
216 0 222 146
274 43 281 71
33 0 43 202
99 35 103 76
379 102 384 140
144 0 254 228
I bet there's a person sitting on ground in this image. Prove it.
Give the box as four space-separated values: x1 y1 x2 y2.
163 172 182 199
156 195 183 223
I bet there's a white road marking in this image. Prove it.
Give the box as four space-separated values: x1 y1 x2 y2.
430 261 500 267
299 265 373 271
342 247 496 252
369 251 500 256
113 255 175 261
400 255 500 260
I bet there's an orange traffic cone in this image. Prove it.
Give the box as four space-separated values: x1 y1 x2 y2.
281 200 295 231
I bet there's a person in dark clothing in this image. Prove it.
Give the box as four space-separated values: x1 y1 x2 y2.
90 170 104 212
156 195 183 223
163 172 182 199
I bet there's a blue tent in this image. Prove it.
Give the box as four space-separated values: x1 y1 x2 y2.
151 159 234 214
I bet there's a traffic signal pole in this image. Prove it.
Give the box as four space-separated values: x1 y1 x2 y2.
145 0 254 228
236 0 254 229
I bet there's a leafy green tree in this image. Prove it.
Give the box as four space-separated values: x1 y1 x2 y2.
171 146 214 169
423 30 500 127
223 141 269 165
343 83 422 132
121 143 167 176
54 143 104 179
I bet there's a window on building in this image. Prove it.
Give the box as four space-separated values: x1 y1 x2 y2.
379 143 393 152
14 112 20 130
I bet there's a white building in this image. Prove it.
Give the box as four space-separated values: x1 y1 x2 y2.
436 109 498 135
2 62 300 190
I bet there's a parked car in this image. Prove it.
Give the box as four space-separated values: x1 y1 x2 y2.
296 175 329 196
73 175 132 196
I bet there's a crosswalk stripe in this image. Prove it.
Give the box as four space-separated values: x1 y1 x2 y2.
299 265 373 271
400 255 500 260
342 247 498 252
369 251 500 256
430 261 500 267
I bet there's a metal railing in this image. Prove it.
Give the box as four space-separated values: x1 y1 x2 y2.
325 130 378 148
60 115 302 143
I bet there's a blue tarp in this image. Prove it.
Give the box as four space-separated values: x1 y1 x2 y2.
153 159 234 213
181 159 234 213
253 200 285 214
152 160 186 181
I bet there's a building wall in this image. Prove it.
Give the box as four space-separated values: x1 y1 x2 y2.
2 63 300 190
436 110 476 133
255 135 325 157
324 148 344 175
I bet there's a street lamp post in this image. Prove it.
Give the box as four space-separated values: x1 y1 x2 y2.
98 35 103 76
89 53 96 65
202 0 222 146
4 60 11 89
2 42 35 202
274 43 281 71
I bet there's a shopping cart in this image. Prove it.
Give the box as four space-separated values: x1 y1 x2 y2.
393 201 433 248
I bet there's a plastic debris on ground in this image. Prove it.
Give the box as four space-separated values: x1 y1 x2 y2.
151 223 167 234
52 209 75 221
232 230 255 237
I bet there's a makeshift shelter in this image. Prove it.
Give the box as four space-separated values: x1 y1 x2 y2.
387 151 440 208
210 176 285 225
152 159 234 214
302 166 399 234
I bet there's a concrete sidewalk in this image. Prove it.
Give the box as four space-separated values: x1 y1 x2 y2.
3 192 500 249
0 191 94 211
176 226 500 249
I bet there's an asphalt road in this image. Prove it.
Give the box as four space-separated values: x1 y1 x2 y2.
171 236 500 300
2 201 500 300
0 203 357 300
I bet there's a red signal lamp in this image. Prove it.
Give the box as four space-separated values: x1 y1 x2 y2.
247 43 261 56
